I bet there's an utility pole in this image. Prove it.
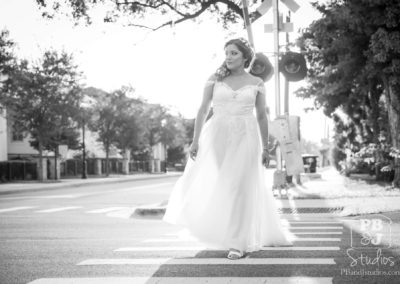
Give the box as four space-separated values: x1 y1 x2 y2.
272 0 283 171
284 11 291 115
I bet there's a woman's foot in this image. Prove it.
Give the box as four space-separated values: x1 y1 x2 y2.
227 248 244 260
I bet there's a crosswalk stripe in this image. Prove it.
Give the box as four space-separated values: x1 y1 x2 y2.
86 207 127 213
286 221 342 224
142 239 195 243
0 206 35 213
294 238 340 242
294 232 342 235
77 258 336 265
142 237 341 243
28 277 334 284
289 226 343 230
114 246 340 252
35 206 82 213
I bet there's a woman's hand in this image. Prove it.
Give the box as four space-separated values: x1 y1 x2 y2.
262 149 270 168
189 142 199 161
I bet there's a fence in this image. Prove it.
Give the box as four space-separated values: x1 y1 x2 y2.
60 159 162 177
0 161 37 182
0 159 168 181
60 158 123 177
129 161 150 172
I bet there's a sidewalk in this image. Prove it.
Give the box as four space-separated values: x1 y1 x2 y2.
2 167 399 217
133 168 400 218
0 172 183 195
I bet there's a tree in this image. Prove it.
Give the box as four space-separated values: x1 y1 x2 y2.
160 114 187 148
296 0 400 187
160 113 188 168
35 0 264 30
1 49 83 180
113 87 146 159
86 86 146 175
140 103 168 171
0 29 17 93
85 87 119 176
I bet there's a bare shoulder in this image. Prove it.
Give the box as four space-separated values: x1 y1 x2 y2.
247 73 264 86
204 74 217 89
207 74 218 82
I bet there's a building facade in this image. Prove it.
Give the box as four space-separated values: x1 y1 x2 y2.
0 108 8 161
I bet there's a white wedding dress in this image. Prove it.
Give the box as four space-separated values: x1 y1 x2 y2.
163 80 293 252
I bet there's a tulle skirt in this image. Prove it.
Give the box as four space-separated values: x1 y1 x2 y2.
163 113 293 252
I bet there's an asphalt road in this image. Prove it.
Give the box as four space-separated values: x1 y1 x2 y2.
1 176 400 284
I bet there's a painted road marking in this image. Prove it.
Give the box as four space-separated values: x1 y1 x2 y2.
286 221 342 224
289 226 343 230
142 237 341 243
77 258 336 265
35 206 82 213
294 232 342 235
294 237 340 242
0 206 35 213
114 246 340 252
28 277 333 284
86 207 127 213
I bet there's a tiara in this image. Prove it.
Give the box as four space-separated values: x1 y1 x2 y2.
238 37 252 50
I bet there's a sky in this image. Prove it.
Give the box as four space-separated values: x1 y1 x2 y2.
0 0 331 143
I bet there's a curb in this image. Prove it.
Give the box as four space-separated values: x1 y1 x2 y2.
131 206 400 219
132 198 400 218
0 173 183 196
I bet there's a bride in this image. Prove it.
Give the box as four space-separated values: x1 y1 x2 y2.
163 38 293 260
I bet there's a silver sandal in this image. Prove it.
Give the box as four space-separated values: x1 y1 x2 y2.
227 249 244 260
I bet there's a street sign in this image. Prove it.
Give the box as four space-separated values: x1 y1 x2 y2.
281 0 300 13
264 13 293 32
257 0 273 15
264 23 293 33
255 0 299 16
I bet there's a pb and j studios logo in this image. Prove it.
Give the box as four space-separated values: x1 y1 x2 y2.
346 214 395 267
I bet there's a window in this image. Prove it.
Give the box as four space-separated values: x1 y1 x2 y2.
11 123 24 141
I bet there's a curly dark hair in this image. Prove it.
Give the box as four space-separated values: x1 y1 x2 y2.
214 38 254 81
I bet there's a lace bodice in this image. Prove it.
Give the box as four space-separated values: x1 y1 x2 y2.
209 81 265 116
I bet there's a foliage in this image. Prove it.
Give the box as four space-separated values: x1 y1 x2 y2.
1 47 83 180
296 0 400 186
34 0 266 30
0 29 17 91
85 87 124 175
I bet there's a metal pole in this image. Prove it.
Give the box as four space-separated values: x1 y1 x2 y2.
284 11 291 115
241 0 255 49
272 0 282 171
273 0 280 117
82 117 87 179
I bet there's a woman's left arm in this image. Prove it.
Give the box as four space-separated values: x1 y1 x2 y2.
255 82 269 150
255 81 270 167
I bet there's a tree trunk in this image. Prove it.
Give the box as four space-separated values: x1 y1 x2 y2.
149 143 155 173
37 141 45 181
105 151 110 177
54 145 58 180
383 76 400 188
368 81 384 179
105 146 110 177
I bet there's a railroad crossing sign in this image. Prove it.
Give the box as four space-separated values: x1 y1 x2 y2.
259 0 300 32
257 0 300 15
264 14 293 33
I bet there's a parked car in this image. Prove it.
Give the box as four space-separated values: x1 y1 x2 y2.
302 154 318 173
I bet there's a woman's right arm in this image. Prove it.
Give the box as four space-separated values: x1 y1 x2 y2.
189 76 215 160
